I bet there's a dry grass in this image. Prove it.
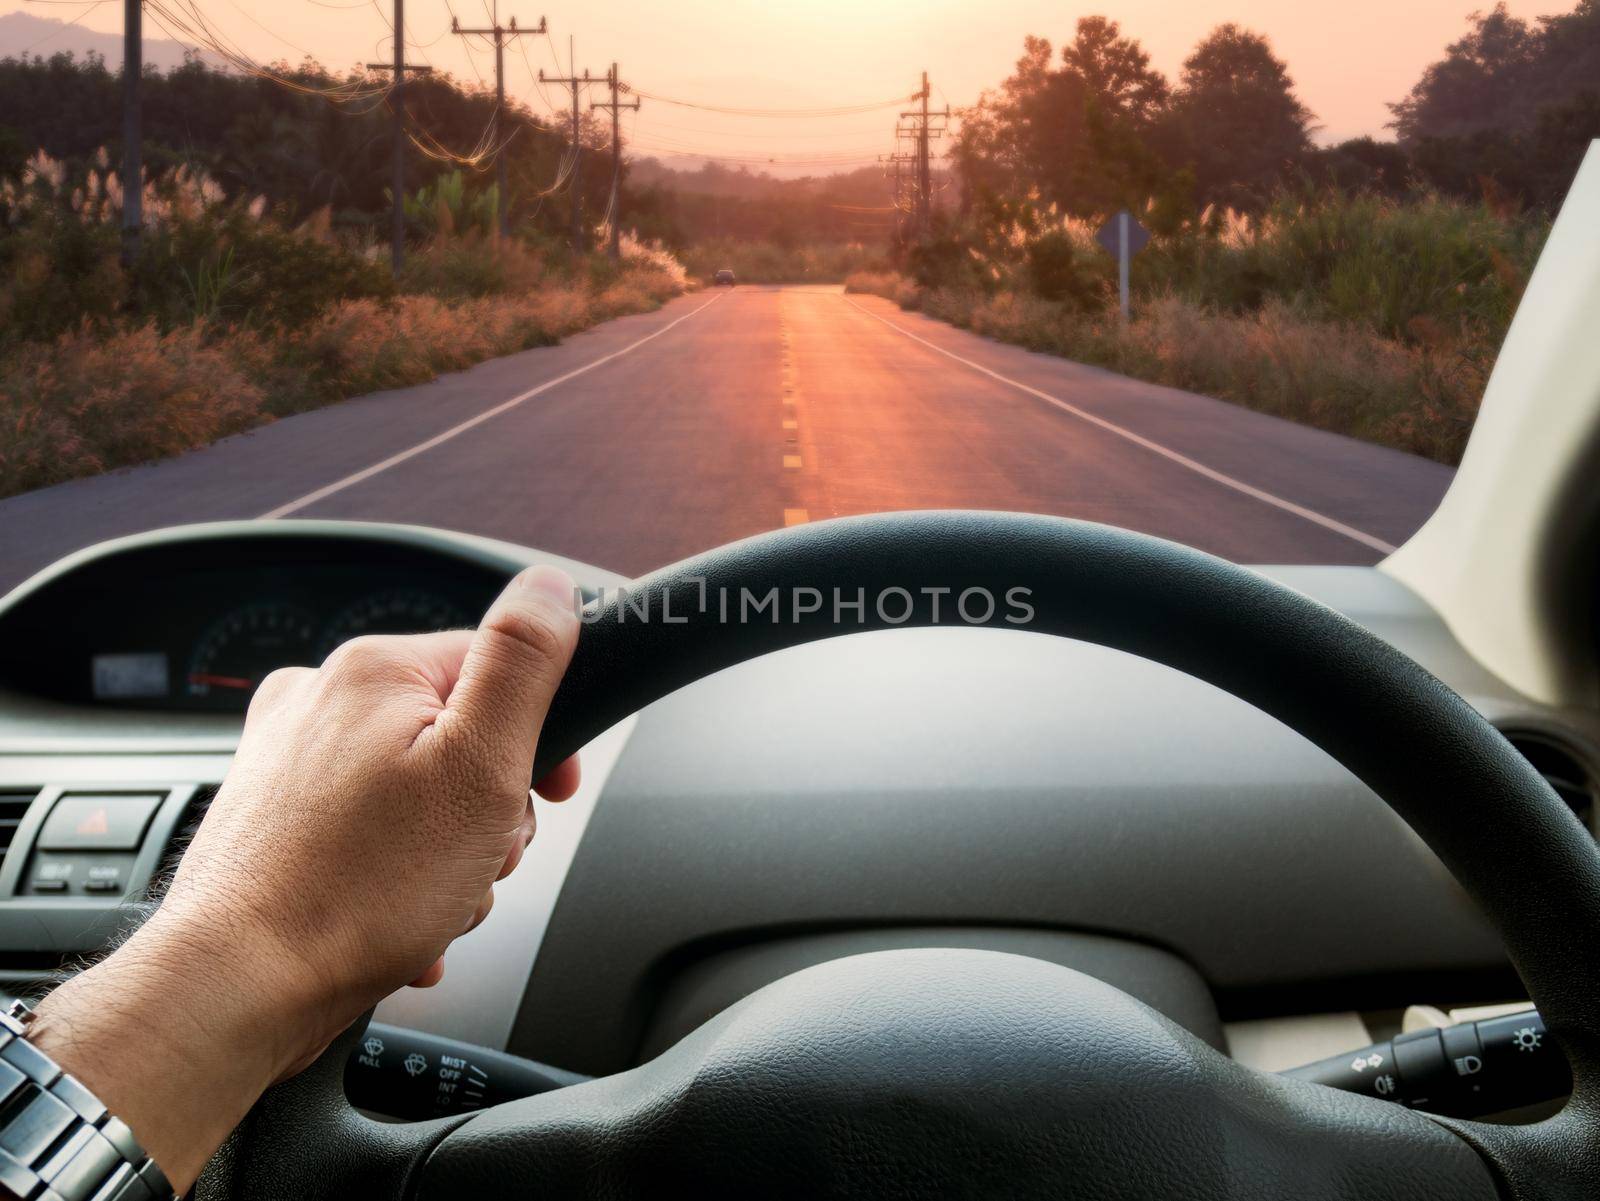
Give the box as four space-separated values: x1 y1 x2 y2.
0 266 684 498
848 274 1485 465
844 271 921 307
1 324 263 493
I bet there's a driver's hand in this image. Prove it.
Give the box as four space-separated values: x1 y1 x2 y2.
27 565 581 1191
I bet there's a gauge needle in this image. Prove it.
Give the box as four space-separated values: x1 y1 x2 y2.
188 673 254 690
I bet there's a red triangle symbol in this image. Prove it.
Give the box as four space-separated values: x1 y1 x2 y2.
76 807 110 837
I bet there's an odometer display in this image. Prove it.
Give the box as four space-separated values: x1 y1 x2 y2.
187 603 317 703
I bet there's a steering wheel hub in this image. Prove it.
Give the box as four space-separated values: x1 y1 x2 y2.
421 948 1498 1198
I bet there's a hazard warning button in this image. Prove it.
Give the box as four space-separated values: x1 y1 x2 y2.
38 794 162 851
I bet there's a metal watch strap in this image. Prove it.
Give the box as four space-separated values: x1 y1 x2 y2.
0 1000 174 1201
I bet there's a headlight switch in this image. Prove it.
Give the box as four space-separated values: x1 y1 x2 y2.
1282 1008 1568 1118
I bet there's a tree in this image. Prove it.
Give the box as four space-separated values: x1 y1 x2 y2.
952 36 1064 205
1158 24 1315 210
1060 16 1167 128
952 20 1171 217
1388 3 1539 142
1387 3 1600 210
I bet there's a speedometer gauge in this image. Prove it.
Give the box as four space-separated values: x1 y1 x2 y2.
187 603 317 701
317 588 473 658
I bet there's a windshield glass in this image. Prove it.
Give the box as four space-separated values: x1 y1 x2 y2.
0 0 1587 590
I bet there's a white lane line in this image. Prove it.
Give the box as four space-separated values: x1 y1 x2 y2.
843 296 1397 555
260 291 728 520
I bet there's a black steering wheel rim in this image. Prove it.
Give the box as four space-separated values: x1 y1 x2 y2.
201 511 1600 1200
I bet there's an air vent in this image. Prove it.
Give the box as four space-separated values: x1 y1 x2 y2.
1501 731 1597 830
0 791 37 857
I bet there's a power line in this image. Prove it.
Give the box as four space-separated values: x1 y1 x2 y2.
590 61 638 260
540 38 603 254
18 0 112 56
450 4 546 239
145 0 386 103
223 0 323 61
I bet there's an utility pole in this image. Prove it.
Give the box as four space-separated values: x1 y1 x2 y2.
898 72 949 241
541 42 599 255
450 5 547 241
879 137 917 247
591 63 639 261
121 0 141 264
367 0 432 273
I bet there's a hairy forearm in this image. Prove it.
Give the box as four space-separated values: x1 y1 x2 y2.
27 911 319 1191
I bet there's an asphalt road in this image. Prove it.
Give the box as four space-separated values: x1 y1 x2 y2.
0 285 1454 593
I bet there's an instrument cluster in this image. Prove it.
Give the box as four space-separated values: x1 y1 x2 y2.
0 532 512 713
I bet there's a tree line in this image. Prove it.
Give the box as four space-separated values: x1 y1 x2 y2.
954 2 1600 226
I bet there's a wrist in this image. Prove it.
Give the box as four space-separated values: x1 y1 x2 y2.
28 911 333 1190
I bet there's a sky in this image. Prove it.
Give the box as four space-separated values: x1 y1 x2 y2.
0 0 1568 170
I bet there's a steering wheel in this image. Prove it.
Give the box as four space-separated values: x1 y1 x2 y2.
197 512 1600 1200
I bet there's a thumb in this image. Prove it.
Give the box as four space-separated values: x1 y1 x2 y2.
444 565 581 768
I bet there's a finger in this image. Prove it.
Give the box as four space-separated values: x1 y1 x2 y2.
409 957 446 989
465 886 495 933
442 566 580 769
394 630 476 702
322 630 475 701
410 882 498 988
535 753 582 802
497 800 537 881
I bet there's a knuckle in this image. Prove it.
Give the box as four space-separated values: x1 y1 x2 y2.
322 635 396 680
248 666 308 714
483 605 567 679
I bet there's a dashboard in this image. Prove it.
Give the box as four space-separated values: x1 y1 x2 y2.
0 520 1597 1100
0 530 510 712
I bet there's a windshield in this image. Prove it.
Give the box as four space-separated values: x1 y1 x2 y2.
0 0 1586 591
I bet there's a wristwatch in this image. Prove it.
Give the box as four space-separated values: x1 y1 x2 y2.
0 999 174 1201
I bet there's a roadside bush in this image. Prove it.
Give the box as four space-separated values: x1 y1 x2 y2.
1025 231 1104 310
907 232 995 293
131 207 393 330
844 270 918 307
845 275 1484 465
398 233 546 299
1139 191 1544 344
0 211 124 342
0 260 686 498
0 323 265 492
0 143 693 499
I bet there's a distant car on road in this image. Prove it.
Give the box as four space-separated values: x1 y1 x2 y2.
712 269 737 286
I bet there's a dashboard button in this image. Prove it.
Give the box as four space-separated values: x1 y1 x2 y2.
37 795 161 851
29 879 68 894
82 879 123 894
